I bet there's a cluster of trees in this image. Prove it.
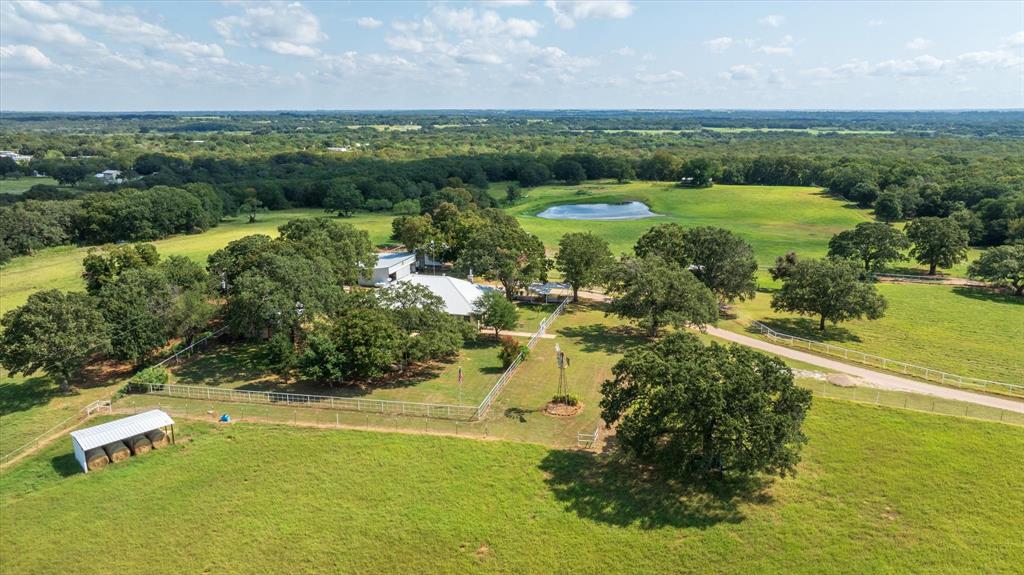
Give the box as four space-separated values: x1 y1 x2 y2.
0 184 229 264
0 244 214 390
208 218 474 384
392 203 549 299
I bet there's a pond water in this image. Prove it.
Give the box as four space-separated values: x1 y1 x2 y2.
536 201 658 221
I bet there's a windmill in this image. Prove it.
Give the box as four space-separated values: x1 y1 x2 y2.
554 343 570 399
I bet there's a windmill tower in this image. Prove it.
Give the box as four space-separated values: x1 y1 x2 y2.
554 343 570 399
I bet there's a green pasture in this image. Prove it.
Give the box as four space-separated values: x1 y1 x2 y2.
2 399 1022 574
0 209 395 316
0 176 58 195
727 283 1024 385
506 182 872 262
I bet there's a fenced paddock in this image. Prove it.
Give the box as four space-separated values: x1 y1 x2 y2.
751 321 1024 397
124 297 571 422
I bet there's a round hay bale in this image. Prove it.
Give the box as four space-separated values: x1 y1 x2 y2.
146 429 169 449
103 441 131 463
85 447 109 471
125 435 152 456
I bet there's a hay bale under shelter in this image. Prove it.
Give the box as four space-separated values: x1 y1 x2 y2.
146 429 169 449
84 448 109 471
103 441 131 463
125 435 152 456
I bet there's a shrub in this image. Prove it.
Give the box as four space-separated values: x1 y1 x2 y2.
128 366 169 392
551 393 580 406
498 336 524 368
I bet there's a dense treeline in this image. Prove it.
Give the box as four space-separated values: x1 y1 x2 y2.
0 184 228 263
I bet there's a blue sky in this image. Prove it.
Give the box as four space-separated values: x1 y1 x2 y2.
1 1 1021 111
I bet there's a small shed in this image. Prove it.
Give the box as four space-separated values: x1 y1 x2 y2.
70 410 175 473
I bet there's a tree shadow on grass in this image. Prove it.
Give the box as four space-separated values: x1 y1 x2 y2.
811 189 864 211
559 324 646 355
504 406 539 423
748 317 862 344
538 449 772 529
50 452 81 478
952 286 1024 306
0 376 56 417
172 344 273 387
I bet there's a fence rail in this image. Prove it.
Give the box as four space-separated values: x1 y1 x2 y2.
125 297 572 422
750 321 1023 396
576 425 601 449
474 296 569 419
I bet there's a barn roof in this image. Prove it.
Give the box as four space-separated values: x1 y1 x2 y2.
70 410 174 451
395 274 493 316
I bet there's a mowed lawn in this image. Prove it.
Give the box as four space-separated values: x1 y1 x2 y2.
727 283 1024 385
0 209 396 315
2 400 1022 574
505 182 872 262
0 176 59 194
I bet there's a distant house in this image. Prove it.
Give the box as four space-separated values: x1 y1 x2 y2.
94 169 123 184
326 146 350 153
359 252 417 287
392 274 494 317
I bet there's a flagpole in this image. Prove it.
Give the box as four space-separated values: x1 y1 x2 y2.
458 366 463 406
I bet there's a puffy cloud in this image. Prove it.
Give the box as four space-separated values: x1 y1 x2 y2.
614 46 635 56
1001 31 1024 47
758 14 785 27
704 36 733 53
906 38 933 51
357 17 383 29
867 19 885 27
720 64 759 81
0 44 58 70
755 35 794 55
545 1 635 29
214 1 326 57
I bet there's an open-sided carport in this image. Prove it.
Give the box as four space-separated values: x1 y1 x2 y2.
69 410 176 473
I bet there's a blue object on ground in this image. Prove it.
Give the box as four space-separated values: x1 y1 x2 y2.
219 414 230 422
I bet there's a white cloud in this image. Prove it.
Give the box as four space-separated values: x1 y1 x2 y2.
214 1 326 57
635 69 685 84
755 35 794 55
614 46 635 56
758 14 785 27
720 64 759 81
867 19 885 27
957 49 1022 69
0 44 58 70
704 36 733 53
906 38 933 51
545 1 635 29
357 17 383 29
1002 31 1024 47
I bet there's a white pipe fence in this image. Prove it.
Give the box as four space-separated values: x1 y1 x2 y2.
576 425 601 449
750 321 1023 396
125 297 572 422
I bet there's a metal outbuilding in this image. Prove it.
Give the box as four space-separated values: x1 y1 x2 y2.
70 410 175 473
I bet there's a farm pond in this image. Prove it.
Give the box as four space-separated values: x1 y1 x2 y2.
535 201 659 220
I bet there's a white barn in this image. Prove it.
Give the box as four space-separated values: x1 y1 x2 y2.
359 252 417 287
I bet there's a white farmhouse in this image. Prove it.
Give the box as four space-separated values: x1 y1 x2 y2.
94 169 123 184
393 274 494 317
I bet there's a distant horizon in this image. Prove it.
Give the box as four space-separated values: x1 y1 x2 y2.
3 108 1023 114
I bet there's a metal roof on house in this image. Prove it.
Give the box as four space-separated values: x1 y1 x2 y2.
374 251 416 271
70 410 174 451
394 273 493 316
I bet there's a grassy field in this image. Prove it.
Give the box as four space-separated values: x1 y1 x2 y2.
0 176 58 194
505 182 872 262
727 284 1024 385
2 399 1022 574
0 209 396 316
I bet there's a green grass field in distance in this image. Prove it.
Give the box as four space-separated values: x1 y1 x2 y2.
0 176 58 195
0 209 395 315
726 283 1024 385
505 182 873 262
2 400 1021 574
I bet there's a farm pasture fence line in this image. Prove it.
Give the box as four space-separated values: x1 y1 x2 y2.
0 401 110 466
474 296 570 419
750 321 1023 397
153 326 230 368
123 297 572 423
